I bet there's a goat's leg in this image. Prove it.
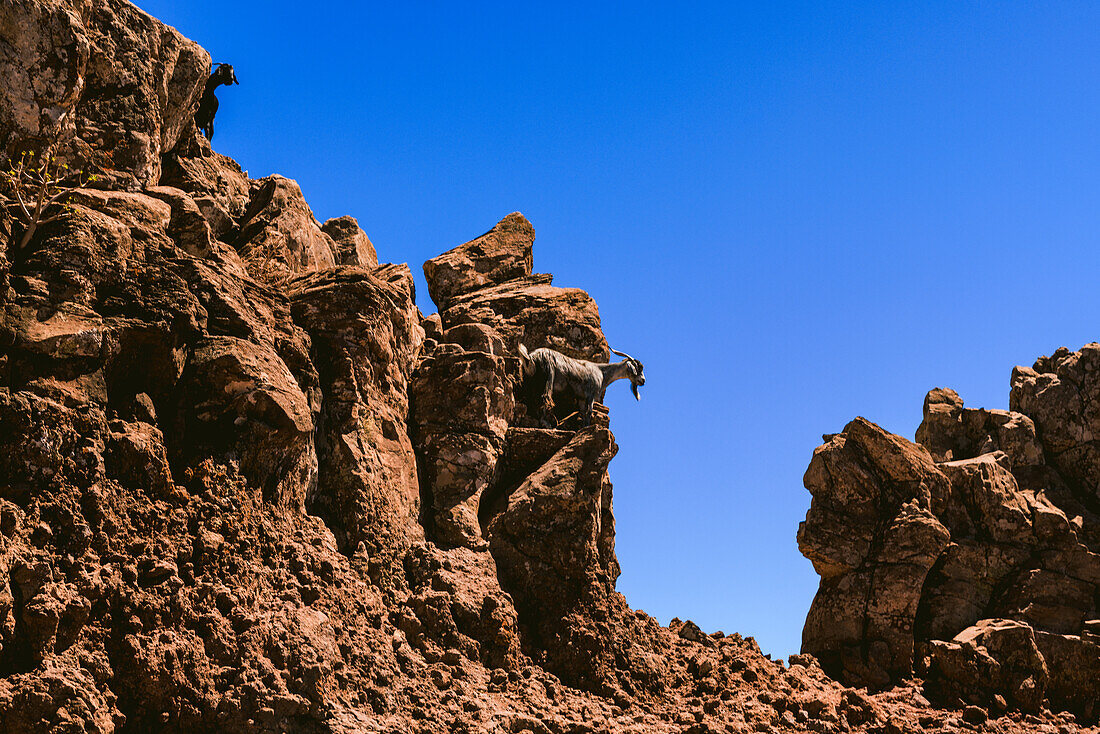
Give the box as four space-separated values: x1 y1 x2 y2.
582 397 596 426
539 369 557 427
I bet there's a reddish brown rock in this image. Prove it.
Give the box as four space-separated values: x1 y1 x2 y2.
105 419 173 497
234 176 337 280
442 274 609 361
0 0 210 188
799 419 953 687
289 266 423 564
170 335 316 511
321 215 378 267
923 619 1049 714
804 351 1100 722
5 3 1100 732
160 136 252 224
485 427 624 689
423 212 535 310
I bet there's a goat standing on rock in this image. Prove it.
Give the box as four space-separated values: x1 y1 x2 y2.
195 63 238 140
518 344 645 427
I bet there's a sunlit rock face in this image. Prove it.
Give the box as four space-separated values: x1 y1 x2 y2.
800 346 1100 722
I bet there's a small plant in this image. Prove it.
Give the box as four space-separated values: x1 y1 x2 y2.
243 239 292 288
1 118 99 252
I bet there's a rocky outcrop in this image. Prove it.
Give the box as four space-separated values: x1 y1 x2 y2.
801 345 1100 723
422 212 534 310
235 176 338 280
0 0 210 188
423 215 608 362
321 215 378 268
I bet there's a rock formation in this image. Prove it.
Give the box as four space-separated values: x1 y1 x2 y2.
1 1 1096 733
800 353 1100 723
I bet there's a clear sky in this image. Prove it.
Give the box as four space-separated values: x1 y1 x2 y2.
139 0 1100 659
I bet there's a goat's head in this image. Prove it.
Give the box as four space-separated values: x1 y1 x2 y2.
212 63 239 86
610 348 645 400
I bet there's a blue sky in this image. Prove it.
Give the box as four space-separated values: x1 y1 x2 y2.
140 1 1100 658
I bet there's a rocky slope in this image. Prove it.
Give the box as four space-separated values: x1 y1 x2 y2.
0 1 1097 733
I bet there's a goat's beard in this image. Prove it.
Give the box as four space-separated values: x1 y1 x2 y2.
631 383 640 401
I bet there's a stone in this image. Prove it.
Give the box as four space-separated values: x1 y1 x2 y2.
105 419 173 496
804 343 1100 722
1011 344 1100 504
7 1 1099 730
410 338 514 548
289 265 423 563
486 427 624 689
321 215 378 267
441 274 608 361
0 0 210 188
234 175 337 280
170 335 316 511
916 388 1043 471
423 212 535 310
924 619 1048 714
799 418 951 687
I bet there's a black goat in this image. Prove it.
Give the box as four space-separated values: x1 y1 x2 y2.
195 63 238 140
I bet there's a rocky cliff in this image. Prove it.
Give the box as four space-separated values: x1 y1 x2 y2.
800 355 1100 723
1 2 1096 733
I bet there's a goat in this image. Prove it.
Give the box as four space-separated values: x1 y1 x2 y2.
195 63 238 140
518 344 645 427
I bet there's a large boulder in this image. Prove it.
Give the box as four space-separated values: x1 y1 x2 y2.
321 216 378 268
803 353 1100 721
423 212 534 311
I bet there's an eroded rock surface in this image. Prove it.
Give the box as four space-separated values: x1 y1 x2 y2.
801 345 1100 723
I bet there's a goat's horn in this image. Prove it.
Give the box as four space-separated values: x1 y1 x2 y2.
609 347 636 362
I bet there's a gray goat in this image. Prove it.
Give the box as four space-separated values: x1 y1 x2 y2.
518 344 645 426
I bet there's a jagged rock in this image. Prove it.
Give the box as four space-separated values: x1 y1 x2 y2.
442 322 507 356
1034 630 1100 721
799 418 951 687
923 619 1049 714
105 419 173 496
0 0 209 187
234 175 337 280
322 216 378 267
0 657 119 734
289 265 423 562
145 185 216 258
486 427 624 689
916 388 1043 470
423 212 535 310
171 335 316 511
6 2 1100 731
803 346 1100 722
0 390 107 491
160 138 252 223
403 543 524 669
0 1 89 153
441 273 609 361
1011 344 1100 506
